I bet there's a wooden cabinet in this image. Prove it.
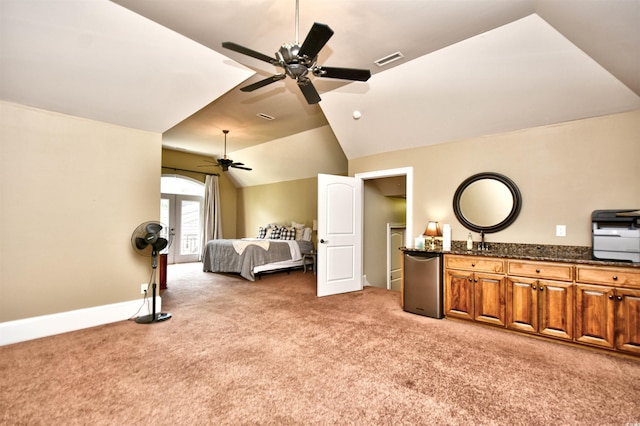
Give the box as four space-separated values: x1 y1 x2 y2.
445 269 474 321
575 265 640 355
574 283 615 348
444 254 640 357
615 287 640 355
444 255 506 327
506 260 573 341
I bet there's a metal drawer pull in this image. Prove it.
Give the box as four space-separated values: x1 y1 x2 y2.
532 284 537 290
609 294 614 300
536 269 540 273
612 275 618 280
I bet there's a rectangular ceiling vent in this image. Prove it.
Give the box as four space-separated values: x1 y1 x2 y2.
374 51 404 67
256 112 275 120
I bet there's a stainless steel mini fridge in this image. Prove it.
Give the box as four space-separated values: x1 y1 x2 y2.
403 252 443 319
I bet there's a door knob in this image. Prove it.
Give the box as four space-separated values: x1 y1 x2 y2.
320 239 329 244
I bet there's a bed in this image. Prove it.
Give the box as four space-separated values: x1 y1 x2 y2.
202 223 315 281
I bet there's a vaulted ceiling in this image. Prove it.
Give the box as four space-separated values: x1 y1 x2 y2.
2 0 639 187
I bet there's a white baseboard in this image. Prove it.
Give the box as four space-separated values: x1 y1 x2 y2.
0 296 162 346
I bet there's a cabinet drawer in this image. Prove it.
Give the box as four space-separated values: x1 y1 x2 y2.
508 261 573 281
445 255 504 273
576 266 640 288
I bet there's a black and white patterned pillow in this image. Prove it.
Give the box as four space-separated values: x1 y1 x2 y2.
257 227 268 239
270 225 283 239
280 227 296 240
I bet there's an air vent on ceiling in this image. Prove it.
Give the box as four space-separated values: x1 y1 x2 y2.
256 113 275 120
374 51 404 67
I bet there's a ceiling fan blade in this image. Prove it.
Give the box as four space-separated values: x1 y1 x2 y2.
231 164 252 171
240 74 286 92
298 23 334 60
222 41 280 65
297 78 321 104
313 66 371 82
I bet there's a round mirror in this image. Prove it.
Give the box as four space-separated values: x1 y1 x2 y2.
453 172 522 233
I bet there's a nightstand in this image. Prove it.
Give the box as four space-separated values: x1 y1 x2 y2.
302 252 316 275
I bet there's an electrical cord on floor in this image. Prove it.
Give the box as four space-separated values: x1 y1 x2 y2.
127 269 154 321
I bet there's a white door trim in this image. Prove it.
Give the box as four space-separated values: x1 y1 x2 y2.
355 167 413 249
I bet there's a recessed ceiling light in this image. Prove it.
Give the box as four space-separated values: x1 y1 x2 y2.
256 113 275 120
374 51 404 67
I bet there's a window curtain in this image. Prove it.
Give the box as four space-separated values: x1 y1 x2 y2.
200 175 222 260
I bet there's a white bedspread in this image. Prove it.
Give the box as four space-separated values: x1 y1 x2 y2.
232 240 270 255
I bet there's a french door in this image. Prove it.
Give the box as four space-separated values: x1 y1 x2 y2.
160 194 203 264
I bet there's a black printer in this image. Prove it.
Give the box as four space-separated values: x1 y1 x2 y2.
592 209 640 262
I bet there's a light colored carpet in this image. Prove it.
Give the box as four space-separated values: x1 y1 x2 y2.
1 263 638 425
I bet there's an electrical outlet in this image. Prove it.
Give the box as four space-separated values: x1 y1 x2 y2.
140 283 149 294
556 225 566 237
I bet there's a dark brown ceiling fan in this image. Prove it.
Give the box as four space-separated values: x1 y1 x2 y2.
202 130 251 172
222 0 371 105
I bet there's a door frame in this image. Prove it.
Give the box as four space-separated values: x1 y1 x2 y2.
356 166 413 251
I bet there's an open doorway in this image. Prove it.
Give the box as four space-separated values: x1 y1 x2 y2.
355 167 413 291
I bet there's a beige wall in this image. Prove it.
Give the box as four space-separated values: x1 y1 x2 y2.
161 149 238 238
0 101 162 322
350 110 640 247
237 177 318 239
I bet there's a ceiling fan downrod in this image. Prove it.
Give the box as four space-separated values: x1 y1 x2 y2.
222 129 229 160
295 0 300 44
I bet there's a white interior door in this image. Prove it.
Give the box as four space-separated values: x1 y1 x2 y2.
317 174 363 297
388 226 405 291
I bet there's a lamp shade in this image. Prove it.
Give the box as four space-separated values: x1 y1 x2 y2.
424 221 442 237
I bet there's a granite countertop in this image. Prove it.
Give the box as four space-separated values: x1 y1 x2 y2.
401 241 640 268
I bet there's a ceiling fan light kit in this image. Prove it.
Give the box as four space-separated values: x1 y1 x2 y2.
222 0 371 105
215 130 252 172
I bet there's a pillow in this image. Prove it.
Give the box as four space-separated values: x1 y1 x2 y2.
292 221 306 240
301 227 312 241
280 227 296 240
269 225 283 240
257 227 268 239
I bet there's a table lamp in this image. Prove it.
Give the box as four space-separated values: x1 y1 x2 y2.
424 221 442 250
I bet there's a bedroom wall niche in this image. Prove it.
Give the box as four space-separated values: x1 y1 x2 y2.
237 177 318 241
162 148 238 239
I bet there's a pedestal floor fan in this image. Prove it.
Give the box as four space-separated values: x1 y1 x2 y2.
131 221 172 323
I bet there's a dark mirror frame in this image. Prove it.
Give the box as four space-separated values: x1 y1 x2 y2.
452 172 522 233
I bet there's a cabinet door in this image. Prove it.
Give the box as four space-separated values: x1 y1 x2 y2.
506 277 538 334
575 284 615 349
615 288 640 355
538 280 573 341
474 273 506 327
445 270 474 321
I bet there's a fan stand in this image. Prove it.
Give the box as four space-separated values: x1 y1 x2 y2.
136 249 172 324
